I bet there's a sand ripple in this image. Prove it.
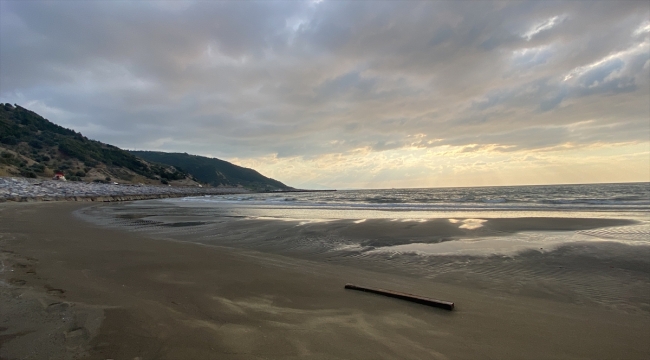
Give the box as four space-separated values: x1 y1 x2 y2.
578 224 650 242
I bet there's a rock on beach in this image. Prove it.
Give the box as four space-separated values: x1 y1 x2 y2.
0 177 249 202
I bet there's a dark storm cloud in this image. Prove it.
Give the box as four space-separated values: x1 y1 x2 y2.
1 0 648 160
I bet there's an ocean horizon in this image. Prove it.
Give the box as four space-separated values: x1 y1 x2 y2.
178 181 650 211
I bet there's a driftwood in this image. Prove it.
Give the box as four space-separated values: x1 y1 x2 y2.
344 283 454 310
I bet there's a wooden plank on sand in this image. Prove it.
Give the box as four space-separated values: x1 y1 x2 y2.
344 283 454 310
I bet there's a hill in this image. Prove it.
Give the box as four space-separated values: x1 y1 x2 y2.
130 151 291 190
0 104 291 190
0 103 197 185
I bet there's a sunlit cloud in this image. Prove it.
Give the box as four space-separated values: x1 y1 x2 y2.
563 39 649 81
633 20 650 36
522 15 566 41
231 142 649 189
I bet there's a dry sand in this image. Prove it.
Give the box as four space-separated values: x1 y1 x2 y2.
1 202 649 359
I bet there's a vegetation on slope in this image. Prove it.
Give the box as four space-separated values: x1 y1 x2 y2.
130 151 291 190
0 103 190 184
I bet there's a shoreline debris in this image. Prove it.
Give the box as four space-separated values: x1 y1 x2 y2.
344 283 454 310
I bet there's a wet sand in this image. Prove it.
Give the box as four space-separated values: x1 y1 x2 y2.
1 202 649 359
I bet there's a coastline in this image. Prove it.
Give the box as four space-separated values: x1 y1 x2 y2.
0 176 252 204
0 176 330 204
1 192 235 203
1 202 649 359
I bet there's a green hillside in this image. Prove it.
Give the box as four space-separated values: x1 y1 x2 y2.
0 103 192 184
130 151 291 190
0 103 290 190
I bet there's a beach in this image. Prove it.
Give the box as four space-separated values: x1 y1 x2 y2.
1 200 649 359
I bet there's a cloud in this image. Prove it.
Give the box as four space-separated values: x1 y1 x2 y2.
634 20 650 36
563 40 649 82
522 15 567 41
1 1 648 187
512 45 554 68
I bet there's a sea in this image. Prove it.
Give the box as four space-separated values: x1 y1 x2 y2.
180 182 650 213
78 182 650 311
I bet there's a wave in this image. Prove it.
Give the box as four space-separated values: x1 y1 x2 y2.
173 183 650 212
176 197 649 212
482 198 507 203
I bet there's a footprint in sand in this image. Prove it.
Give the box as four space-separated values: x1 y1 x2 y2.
46 301 71 313
65 327 89 341
44 285 66 296
8 278 26 286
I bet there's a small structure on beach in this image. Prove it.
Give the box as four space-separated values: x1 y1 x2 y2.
52 171 66 181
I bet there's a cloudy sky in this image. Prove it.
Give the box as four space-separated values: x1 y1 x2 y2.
1 1 648 189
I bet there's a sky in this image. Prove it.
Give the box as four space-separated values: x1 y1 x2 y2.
1 1 648 189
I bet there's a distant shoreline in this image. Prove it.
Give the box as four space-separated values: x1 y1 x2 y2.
0 177 245 203
0 176 335 203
